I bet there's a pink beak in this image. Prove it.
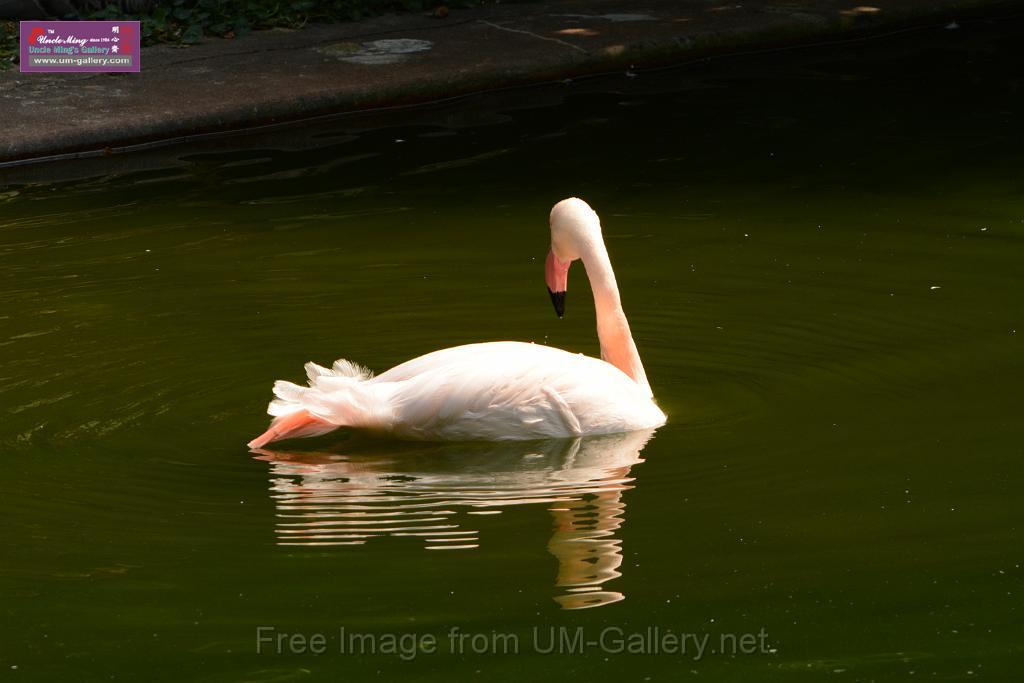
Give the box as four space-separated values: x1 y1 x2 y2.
545 249 571 318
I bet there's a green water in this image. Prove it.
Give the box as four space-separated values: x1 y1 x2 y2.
2 18 1022 682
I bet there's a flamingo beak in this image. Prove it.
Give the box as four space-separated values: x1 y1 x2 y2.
545 249 570 318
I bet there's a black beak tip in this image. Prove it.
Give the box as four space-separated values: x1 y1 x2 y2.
548 288 566 318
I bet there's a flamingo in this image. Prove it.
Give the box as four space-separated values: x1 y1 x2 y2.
248 197 666 446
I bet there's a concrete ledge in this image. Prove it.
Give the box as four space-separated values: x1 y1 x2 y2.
0 0 1018 163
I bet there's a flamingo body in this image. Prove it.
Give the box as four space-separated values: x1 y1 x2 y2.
249 198 667 447
251 342 665 446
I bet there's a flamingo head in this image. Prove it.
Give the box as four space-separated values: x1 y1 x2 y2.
546 197 601 318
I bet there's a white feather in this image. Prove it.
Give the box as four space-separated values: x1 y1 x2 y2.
264 342 664 441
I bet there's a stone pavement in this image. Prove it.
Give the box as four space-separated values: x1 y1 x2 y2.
0 0 1016 163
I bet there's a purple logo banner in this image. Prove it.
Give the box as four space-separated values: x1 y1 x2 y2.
20 21 140 73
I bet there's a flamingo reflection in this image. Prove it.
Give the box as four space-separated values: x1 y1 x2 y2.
251 429 654 609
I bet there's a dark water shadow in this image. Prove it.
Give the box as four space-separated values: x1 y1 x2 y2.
250 429 655 609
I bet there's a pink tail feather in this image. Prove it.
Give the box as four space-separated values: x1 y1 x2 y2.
247 410 336 449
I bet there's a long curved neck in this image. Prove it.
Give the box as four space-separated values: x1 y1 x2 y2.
580 239 653 398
